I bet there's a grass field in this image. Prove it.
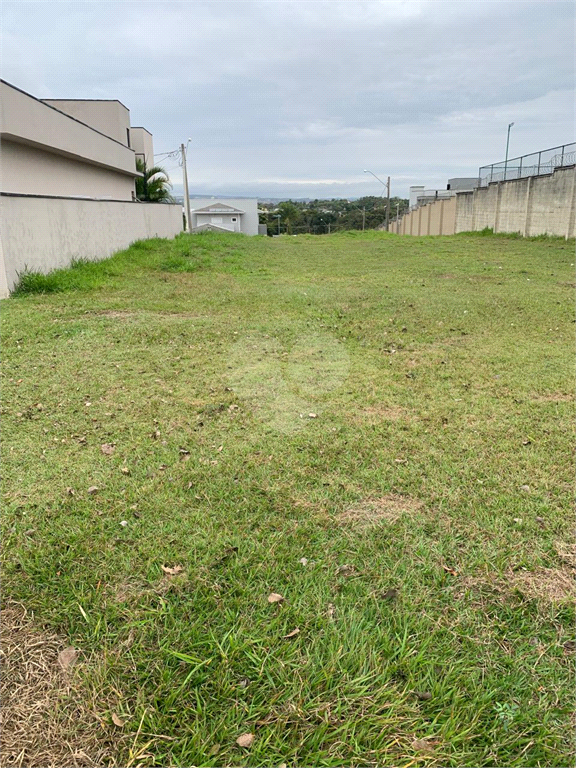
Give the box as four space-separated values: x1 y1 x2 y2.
2 231 574 767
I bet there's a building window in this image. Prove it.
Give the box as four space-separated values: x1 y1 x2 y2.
126 128 131 147
232 217 237 222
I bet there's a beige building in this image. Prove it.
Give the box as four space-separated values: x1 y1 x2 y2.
0 80 182 295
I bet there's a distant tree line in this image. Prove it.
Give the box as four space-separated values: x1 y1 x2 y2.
259 196 409 235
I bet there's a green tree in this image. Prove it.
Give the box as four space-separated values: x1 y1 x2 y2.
135 158 174 203
276 201 301 234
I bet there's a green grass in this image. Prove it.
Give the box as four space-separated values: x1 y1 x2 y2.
2 230 575 767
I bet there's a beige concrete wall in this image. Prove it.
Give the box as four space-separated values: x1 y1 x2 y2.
396 196 456 236
1 140 135 199
1 82 137 178
1 195 182 293
454 191 474 232
129 127 154 167
454 165 575 237
43 99 130 145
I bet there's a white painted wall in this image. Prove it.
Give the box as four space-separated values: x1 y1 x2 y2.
1 195 182 294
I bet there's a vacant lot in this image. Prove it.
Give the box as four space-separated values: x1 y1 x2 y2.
2 231 574 767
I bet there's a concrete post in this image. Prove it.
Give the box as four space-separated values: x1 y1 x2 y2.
566 167 576 240
523 176 533 237
471 188 478 232
494 182 503 233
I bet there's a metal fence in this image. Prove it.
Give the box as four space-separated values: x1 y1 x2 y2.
478 143 575 187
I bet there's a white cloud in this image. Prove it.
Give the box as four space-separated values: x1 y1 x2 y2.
2 0 573 198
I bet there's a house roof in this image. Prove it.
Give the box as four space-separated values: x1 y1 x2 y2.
190 223 234 233
193 203 245 214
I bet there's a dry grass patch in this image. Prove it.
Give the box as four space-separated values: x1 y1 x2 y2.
352 405 410 424
338 494 423 529
531 392 574 403
1 602 116 768
458 566 575 604
508 567 575 603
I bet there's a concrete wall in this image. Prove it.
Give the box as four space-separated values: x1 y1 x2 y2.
42 99 131 145
1 140 135 200
1 82 138 183
396 196 456 236
398 166 576 238
189 198 259 235
454 191 474 232
0 194 182 293
454 165 576 237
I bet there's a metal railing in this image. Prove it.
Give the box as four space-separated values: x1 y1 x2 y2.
478 143 575 187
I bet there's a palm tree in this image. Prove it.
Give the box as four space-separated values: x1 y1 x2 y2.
135 157 174 203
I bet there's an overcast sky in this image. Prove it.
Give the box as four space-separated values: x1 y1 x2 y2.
2 0 574 199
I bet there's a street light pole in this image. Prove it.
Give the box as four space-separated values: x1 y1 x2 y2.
181 140 192 232
504 122 514 181
364 169 391 231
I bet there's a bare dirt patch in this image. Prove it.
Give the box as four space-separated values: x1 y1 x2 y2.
338 494 423 529
1 602 115 768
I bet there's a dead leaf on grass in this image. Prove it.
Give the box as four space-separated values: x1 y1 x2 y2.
161 565 184 576
87 486 99 495
66 487 75 496
121 467 130 475
267 592 284 604
57 646 77 672
236 733 254 748
412 738 434 753
208 744 221 756
283 628 300 639
442 565 458 577
111 713 125 727
100 444 115 456
381 588 399 601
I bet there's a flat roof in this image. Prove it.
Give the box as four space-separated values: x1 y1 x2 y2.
1 80 134 151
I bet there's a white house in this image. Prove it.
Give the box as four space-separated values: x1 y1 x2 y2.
189 198 259 235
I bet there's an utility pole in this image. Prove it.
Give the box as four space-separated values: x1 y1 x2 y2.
181 143 192 232
363 170 391 230
386 176 391 232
